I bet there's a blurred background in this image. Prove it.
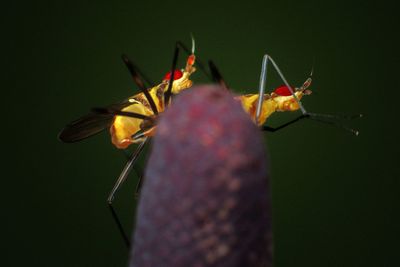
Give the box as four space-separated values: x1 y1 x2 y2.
2 0 398 266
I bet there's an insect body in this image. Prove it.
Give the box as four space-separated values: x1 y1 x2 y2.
237 77 312 127
209 54 360 134
59 53 196 148
59 46 360 248
110 54 196 148
58 40 201 247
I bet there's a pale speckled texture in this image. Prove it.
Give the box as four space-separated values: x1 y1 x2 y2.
130 85 272 267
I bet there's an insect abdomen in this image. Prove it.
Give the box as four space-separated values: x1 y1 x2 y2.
111 100 153 149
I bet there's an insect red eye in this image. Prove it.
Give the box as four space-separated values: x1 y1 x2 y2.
163 70 183 81
274 85 293 96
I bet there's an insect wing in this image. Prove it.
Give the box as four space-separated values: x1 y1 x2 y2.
58 101 132 143
58 112 114 143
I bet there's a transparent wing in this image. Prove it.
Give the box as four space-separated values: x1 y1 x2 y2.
58 113 113 143
58 101 133 143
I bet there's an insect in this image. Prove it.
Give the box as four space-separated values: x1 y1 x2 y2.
59 45 197 148
58 38 213 247
208 56 361 135
59 42 360 247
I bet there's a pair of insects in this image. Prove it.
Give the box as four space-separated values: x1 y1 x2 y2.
59 38 360 247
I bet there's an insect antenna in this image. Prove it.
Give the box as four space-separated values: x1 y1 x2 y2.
308 112 362 120
176 36 212 80
307 112 362 136
208 60 229 90
121 54 159 115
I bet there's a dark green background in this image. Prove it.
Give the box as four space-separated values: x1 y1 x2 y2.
2 0 398 266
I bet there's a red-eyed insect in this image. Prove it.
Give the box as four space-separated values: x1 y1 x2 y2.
208 55 361 135
59 42 361 247
58 38 213 247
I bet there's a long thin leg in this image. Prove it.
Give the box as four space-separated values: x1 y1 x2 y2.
256 55 362 135
256 54 307 116
126 61 154 88
108 205 130 247
120 149 144 198
108 138 149 248
256 55 269 124
165 37 211 106
263 113 361 135
123 145 145 197
121 150 143 186
208 60 229 90
108 138 148 203
121 54 159 115
134 166 144 199
262 114 309 132
164 45 180 106
92 107 154 123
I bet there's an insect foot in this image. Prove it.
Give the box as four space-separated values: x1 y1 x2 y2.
130 85 273 267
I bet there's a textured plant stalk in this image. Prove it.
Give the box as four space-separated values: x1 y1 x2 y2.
130 85 272 267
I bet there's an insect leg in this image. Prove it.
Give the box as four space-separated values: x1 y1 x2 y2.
258 55 362 134
108 205 130 248
108 138 149 248
263 113 361 135
120 149 144 198
121 56 154 88
92 107 155 122
208 60 230 90
164 44 180 106
255 55 269 124
260 54 307 115
121 150 143 192
134 166 144 199
108 138 148 203
121 151 143 195
262 114 310 132
121 54 159 115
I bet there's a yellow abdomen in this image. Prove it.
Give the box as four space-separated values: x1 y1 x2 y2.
111 87 162 149
236 94 277 126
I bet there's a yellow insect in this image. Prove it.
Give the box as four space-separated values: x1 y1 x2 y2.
237 77 312 127
59 46 359 247
109 54 196 149
58 40 201 247
59 51 196 149
208 55 360 135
